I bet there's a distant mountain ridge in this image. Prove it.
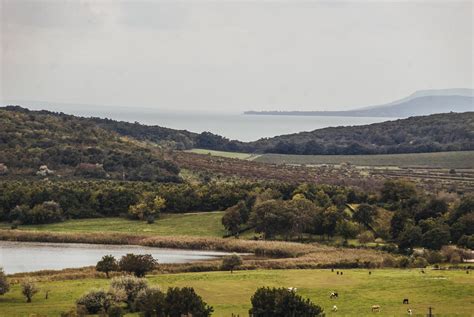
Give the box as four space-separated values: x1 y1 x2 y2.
245 89 474 117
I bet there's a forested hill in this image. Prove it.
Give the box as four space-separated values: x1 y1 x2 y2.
0 106 181 181
2 106 473 157
198 112 474 155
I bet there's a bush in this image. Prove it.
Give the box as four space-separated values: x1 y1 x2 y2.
96 255 119 278
76 289 113 314
423 250 445 264
107 305 124 317
357 231 375 244
12 201 64 225
0 268 10 295
21 278 39 302
165 287 213 317
119 254 157 277
410 256 428 268
458 235 474 249
221 254 243 273
133 287 165 317
249 287 323 317
110 275 148 308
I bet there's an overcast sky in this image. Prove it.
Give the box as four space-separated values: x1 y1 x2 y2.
1 0 472 112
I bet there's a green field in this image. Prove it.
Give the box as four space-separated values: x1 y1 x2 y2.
0 212 225 237
186 148 260 160
254 151 474 169
1 269 473 316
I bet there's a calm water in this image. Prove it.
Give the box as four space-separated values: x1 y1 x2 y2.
0 241 231 274
15 104 395 142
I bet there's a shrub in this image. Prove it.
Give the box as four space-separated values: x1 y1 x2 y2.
164 287 213 317
458 235 474 249
0 268 10 295
110 275 148 307
107 305 124 317
119 254 157 277
423 250 445 264
249 287 323 317
76 289 113 314
221 254 243 273
357 231 375 244
128 192 166 222
21 278 39 302
96 255 119 278
410 256 428 268
13 201 64 225
133 287 165 317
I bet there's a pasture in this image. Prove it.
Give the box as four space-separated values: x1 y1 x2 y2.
1 269 472 316
0 212 225 237
186 148 260 160
254 151 474 169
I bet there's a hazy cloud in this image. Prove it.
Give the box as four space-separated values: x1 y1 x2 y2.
1 0 472 112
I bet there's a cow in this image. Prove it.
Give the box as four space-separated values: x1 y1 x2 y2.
371 305 381 312
330 292 339 299
287 287 297 292
332 305 338 312
403 298 409 304
407 308 413 315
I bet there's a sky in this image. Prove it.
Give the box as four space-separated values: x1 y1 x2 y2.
1 0 473 112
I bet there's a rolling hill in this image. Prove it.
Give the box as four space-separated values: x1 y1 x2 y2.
0 106 181 181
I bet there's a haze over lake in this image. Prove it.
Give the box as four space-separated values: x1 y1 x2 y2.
4 103 394 142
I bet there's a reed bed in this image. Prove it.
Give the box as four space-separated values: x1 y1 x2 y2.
0 229 314 258
1 229 395 281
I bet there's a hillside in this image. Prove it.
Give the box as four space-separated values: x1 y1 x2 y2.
198 112 474 155
0 106 180 181
245 89 474 117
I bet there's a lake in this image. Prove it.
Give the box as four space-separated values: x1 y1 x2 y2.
0 241 231 274
11 103 395 141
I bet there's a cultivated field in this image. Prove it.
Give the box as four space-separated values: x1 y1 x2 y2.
1 269 472 317
0 213 225 237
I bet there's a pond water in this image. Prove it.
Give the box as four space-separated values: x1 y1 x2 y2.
0 241 230 274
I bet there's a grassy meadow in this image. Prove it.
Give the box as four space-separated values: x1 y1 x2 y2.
0 212 225 237
185 149 474 169
255 151 474 169
1 269 473 317
186 148 260 160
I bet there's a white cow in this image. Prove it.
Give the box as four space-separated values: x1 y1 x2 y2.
288 287 297 292
332 305 338 312
407 308 413 315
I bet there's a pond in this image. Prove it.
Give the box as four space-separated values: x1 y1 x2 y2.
0 241 231 274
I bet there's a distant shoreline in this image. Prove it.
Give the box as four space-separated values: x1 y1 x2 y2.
243 110 398 117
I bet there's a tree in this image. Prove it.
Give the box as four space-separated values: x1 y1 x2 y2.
133 287 166 317
353 204 377 229
222 207 242 236
21 278 39 303
129 192 166 223
164 287 213 317
221 254 243 273
397 225 422 251
249 287 323 317
336 220 359 242
119 254 157 277
110 275 148 307
0 268 10 296
96 255 119 278
250 200 294 239
422 226 451 250
76 289 115 314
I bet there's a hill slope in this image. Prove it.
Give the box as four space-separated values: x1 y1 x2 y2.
200 112 474 155
0 106 180 181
